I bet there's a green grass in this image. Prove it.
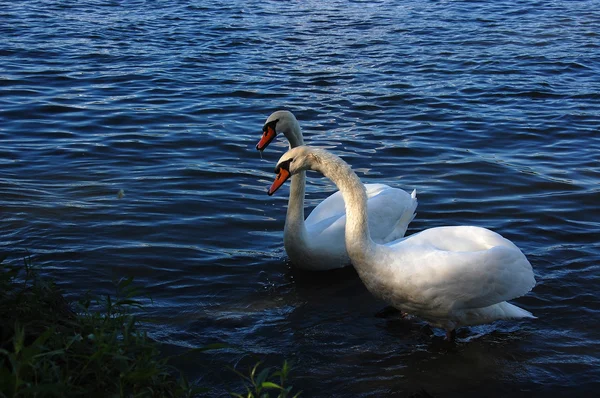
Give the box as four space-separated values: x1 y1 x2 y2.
230 360 300 398
0 254 301 398
0 253 203 397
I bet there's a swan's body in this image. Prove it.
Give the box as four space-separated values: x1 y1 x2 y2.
257 111 417 271
268 146 536 337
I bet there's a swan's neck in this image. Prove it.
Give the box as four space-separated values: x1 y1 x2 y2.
284 171 307 238
283 122 308 244
285 119 304 149
318 154 376 261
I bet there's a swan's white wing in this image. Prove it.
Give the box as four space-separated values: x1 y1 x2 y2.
305 212 345 239
392 242 535 311
453 245 536 309
304 184 411 255
305 183 387 225
365 186 417 242
306 183 416 243
305 189 346 226
387 226 535 310
305 213 347 252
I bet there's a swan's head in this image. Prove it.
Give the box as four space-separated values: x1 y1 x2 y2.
256 110 301 151
268 146 325 196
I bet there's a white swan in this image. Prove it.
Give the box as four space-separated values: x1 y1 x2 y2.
257 110 418 271
268 146 536 339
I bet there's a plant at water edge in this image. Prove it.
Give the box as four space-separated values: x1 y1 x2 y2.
230 360 301 398
0 254 205 397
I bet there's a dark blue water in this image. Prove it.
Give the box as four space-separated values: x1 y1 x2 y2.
1 0 599 396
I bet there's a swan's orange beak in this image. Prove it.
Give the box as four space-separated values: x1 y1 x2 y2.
256 125 276 151
268 168 290 196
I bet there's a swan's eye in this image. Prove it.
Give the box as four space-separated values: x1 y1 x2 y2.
262 119 279 133
274 158 293 174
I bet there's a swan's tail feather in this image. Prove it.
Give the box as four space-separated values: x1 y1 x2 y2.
385 189 418 241
498 302 537 320
408 189 417 223
463 302 536 327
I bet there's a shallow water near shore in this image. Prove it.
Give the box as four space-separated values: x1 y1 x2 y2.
1 0 599 396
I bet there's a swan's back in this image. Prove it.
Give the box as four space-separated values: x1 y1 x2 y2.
397 226 519 252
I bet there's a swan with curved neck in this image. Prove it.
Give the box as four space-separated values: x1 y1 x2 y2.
257 110 417 271
268 146 536 339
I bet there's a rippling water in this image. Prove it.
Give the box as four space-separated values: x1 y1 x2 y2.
1 0 599 396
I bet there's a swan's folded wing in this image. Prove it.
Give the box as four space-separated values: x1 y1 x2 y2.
306 212 346 239
305 190 346 226
366 186 416 242
305 183 389 227
416 245 536 310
